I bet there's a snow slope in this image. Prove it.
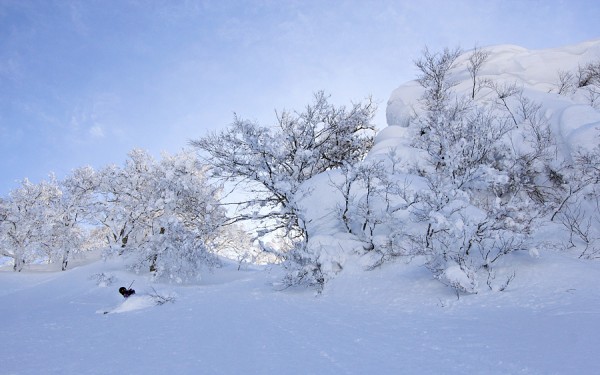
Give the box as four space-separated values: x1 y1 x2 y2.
2 40 600 374
1 251 600 374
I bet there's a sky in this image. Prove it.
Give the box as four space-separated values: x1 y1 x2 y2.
0 0 599 196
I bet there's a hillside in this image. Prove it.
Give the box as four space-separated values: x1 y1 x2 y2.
1 249 599 374
2 40 600 374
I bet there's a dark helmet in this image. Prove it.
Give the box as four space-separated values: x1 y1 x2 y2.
119 287 127 294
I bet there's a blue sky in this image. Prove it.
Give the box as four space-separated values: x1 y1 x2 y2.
1 0 599 195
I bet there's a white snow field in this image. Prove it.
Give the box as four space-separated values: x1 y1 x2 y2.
1 253 599 374
2 39 600 374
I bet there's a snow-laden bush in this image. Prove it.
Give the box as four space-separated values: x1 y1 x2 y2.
551 61 600 257
410 181 530 293
277 233 364 293
404 48 559 292
279 241 328 292
328 150 530 293
329 155 419 266
317 46 571 294
553 145 600 259
554 59 600 109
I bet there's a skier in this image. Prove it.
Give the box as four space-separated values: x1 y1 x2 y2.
118 286 136 298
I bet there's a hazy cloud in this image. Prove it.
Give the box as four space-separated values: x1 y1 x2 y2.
89 125 105 139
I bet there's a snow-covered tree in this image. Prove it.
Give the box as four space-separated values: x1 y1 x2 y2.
94 150 157 253
0 197 9 263
0 171 102 271
132 150 226 282
45 166 107 270
191 91 377 243
0 178 61 271
91 149 226 281
0 149 227 279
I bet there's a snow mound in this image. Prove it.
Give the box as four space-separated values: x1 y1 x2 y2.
386 39 600 157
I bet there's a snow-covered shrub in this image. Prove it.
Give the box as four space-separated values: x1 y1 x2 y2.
554 59 600 109
332 160 387 242
407 48 560 292
553 145 600 259
556 194 600 259
330 154 419 268
279 241 328 293
278 236 355 293
148 287 176 305
576 61 600 88
349 46 562 293
411 179 530 293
